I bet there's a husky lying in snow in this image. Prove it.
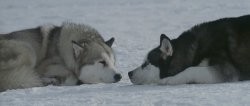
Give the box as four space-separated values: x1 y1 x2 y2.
129 15 250 85
0 22 122 91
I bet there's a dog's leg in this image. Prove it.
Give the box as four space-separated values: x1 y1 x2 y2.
40 64 77 86
41 77 60 86
158 66 224 85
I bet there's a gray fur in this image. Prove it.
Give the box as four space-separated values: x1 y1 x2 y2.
0 22 120 91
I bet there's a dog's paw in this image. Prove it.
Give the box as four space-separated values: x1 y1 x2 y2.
41 77 60 86
158 76 183 85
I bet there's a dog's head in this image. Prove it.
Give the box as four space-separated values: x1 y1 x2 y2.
128 34 177 84
72 38 122 84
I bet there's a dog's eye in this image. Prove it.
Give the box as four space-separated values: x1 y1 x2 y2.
99 60 107 66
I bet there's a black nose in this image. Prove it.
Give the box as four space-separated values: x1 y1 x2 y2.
114 74 122 82
128 71 133 78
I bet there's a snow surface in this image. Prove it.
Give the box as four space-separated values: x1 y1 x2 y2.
1 0 250 105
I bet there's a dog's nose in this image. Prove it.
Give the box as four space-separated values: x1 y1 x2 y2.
114 74 122 82
128 71 133 78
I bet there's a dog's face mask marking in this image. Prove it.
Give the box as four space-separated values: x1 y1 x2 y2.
72 38 122 84
128 34 173 84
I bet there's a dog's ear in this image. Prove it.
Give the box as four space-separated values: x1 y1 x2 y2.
105 37 115 47
72 40 84 58
160 34 173 59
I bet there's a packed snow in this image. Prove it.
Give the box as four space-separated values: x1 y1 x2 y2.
1 0 250 106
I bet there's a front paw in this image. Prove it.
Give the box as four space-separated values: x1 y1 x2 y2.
41 77 60 86
158 76 179 85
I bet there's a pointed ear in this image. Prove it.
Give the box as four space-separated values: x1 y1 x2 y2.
105 37 115 47
160 34 173 59
72 41 84 58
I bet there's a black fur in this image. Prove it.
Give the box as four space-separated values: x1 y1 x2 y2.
105 37 115 47
148 15 250 81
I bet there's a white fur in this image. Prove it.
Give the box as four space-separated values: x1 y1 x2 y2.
160 39 173 57
130 63 160 84
198 58 209 67
62 74 78 86
157 59 224 85
130 58 224 85
158 66 224 85
79 52 119 83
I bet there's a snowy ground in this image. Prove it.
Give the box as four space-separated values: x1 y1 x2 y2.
1 0 250 106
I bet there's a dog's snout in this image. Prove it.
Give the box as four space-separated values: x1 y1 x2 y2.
128 71 133 78
114 74 122 82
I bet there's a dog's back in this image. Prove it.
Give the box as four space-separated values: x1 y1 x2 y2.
172 15 250 81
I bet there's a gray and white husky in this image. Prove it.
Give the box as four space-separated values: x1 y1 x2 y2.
0 22 121 91
129 15 250 85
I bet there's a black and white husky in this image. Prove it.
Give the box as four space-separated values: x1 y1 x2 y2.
128 15 250 85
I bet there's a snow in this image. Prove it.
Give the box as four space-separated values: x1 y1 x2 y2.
1 0 250 105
